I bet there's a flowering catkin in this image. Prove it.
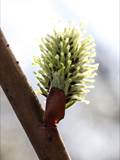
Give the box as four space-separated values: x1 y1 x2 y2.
33 26 99 108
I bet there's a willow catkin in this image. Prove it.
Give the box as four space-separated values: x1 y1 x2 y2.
33 26 99 108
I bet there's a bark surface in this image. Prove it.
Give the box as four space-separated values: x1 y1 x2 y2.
0 29 71 160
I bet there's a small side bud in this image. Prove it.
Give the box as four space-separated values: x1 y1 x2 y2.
43 87 66 126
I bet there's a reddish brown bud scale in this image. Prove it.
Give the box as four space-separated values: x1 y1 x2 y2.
43 87 66 126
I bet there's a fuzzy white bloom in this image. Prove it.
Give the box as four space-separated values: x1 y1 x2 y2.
33 25 99 108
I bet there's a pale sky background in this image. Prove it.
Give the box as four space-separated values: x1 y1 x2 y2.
1 0 119 92
0 0 119 160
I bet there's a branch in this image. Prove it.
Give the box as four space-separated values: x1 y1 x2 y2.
0 28 71 160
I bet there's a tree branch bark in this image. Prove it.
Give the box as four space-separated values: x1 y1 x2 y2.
0 28 71 160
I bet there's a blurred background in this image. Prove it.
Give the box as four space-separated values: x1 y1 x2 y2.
0 0 119 160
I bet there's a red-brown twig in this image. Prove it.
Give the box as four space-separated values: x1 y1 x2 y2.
0 28 71 160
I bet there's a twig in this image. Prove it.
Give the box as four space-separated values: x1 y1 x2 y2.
0 28 71 160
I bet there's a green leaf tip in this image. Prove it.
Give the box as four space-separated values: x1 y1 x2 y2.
33 26 99 108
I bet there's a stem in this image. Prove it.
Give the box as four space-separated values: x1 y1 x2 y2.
0 28 71 160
